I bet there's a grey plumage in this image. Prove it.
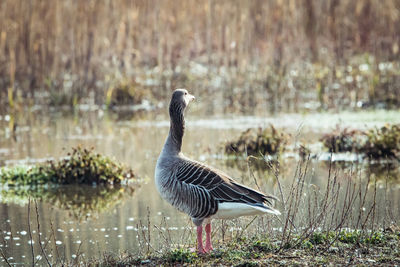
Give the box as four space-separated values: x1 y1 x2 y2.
155 89 279 227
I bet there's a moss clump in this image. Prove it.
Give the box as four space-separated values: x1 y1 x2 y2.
0 146 136 186
251 239 274 252
309 232 335 245
165 249 198 264
0 165 51 186
223 125 288 157
306 230 390 246
234 260 260 267
321 124 400 160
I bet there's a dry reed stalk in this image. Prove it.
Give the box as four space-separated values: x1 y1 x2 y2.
0 247 11 267
1 0 399 110
27 198 35 267
34 200 52 267
49 221 60 264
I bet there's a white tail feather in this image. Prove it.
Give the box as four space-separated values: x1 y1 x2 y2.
211 202 281 220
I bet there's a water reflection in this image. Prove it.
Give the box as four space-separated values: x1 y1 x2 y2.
0 110 400 265
320 161 400 181
0 184 137 221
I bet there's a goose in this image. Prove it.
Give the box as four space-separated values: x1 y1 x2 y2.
155 89 280 253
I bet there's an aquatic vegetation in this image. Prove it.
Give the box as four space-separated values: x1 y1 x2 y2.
320 126 363 153
0 146 136 186
321 124 400 160
223 125 288 157
361 124 400 159
224 123 400 162
105 78 147 107
48 90 78 107
0 165 50 186
2 155 399 266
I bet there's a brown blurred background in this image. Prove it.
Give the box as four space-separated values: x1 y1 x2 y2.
1 0 399 114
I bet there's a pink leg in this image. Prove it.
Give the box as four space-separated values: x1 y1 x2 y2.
205 223 213 252
197 226 205 254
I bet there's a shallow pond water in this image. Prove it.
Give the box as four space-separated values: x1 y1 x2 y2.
0 109 399 265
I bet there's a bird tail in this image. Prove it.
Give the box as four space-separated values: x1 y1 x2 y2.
253 204 281 215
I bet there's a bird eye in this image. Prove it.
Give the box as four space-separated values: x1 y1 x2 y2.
184 92 187 95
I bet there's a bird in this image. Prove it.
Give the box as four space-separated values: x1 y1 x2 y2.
155 89 280 254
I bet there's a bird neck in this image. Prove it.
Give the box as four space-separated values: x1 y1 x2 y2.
165 103 185 154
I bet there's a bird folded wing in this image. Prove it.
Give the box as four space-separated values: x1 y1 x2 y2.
176 160 276 207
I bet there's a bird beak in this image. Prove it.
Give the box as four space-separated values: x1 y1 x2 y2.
189 94 195 102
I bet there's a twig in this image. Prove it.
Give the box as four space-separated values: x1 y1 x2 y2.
49 221 60 263
147 207 151 254
28 198 35 267
73 242 83 266
221 220 226 242
361 179 377 230
34 200 52 267
138 209 154 256
268 159 285 209
153 223 170 250
237 216 258 239
0 247 12 267
246 155 261 191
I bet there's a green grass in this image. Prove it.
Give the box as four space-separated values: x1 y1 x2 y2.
88 230 400 266
165 248 198 264
0 146 136 186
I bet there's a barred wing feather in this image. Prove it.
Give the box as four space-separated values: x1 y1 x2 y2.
175 159 278 217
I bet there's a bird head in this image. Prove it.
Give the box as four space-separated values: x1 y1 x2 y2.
170 89 195 111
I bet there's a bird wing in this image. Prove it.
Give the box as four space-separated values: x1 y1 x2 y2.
175 159 276 208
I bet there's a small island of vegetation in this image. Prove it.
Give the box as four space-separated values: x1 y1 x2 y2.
0 146 137 186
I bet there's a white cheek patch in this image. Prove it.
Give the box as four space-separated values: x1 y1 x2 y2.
184 97 190 106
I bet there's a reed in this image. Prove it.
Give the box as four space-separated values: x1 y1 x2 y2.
1 0 399 112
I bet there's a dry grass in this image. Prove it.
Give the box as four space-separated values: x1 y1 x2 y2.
0 157 399 265
145 157 399 251
89 158 400 265
1 0 400 112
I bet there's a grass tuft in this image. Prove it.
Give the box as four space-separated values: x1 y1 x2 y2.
106 78 147 107
361 124 400 159
88 230 400 266
165 248 198 263
223 125 288 157
0 146 136 186
320 126 363 153
320 124 400 159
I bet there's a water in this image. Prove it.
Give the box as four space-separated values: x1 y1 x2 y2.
0 109 399 264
